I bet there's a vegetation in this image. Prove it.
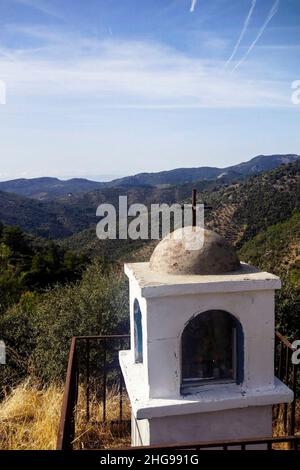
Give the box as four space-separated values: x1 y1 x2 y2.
0 224 87 317
239 212 300 339
0 380 130 450
1 162 299 388
239 212 300 283
0 160 299 449
203 161 300 245
0 260 128 387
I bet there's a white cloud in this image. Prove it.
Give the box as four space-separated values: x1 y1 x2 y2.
10 0 63 19
190 0 197 13
225 0 257 69
0 79 6 104
0 27 289 109
232 0 280 72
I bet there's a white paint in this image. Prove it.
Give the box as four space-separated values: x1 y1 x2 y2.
131 407 273 447
121 261 292 446
120 351 293 419
124 262 281 299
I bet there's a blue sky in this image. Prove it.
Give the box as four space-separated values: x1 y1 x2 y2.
0 0 300 180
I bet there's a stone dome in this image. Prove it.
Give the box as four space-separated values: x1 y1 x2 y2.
149 226 240 275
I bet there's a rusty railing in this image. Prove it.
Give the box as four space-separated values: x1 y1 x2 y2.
56 334 130 450
275 331 299 436
57 331 299 450
130 435 300 451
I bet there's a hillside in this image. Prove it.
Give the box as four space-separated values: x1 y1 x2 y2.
0 160 299 246
0 223 86 317
0 177 105 201
204 161 300 246
0 155 298 201
62 161 300 258
239 212 300 338
0 180 213 239
239 212 300 284
1 160 299 428
0 191 70 238
108 154 299 188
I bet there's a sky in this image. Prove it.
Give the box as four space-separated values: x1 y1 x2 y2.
0 0 300 180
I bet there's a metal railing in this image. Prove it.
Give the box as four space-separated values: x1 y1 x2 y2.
130 435 300 451
275 331 299 436
56 334 130 450
57 331 299 450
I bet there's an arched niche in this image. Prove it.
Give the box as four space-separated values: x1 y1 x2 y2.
134 299 143 363
181 310 244 394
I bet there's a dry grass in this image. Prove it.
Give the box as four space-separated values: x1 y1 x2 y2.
0 379 298 450
273 401 300 450
0 379 63 450
0 379 131 450
73 385 131 450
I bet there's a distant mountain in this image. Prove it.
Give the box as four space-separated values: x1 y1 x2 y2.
0 180 213 239
108 154 300 188
0 159 299 241
108 167 222 187
61 161 300 267
0 177 105 200
62 160 300 250
226 154 300 176
0 154 298 200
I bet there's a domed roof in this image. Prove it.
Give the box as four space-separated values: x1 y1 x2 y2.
149 226 240 275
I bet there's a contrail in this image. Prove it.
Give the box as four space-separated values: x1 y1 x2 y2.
190 0 197 13
225 0 257 69
231 0 280 72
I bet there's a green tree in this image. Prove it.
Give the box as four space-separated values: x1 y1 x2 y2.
0 261 129 384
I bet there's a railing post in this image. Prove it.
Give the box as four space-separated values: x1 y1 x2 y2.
119 337 124 423
57 334 131 450
290 363 297 437
102 337 107 423
275 331 299 438
267 441 273 451
278 340 283 380
56 337 78 450
283 345 290 433
86 338 90 422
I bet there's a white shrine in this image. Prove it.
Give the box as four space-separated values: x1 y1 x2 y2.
119 226 293 446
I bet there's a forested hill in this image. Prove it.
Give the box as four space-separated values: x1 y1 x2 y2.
0 177 105 200
62 161 300 257
0 223 87 316
0 181 213 238
0 162 299 389
0 154 298 201
0 160 299 244
107 154 299 188
204 161 300 246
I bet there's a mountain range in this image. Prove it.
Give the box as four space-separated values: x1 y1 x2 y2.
0 154 298 200
107 154 300 188
61 160 300 258
0 154 299 242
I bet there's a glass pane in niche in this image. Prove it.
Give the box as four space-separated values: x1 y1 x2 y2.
182 310 236 385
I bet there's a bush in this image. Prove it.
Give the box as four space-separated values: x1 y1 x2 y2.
0 260 129 385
